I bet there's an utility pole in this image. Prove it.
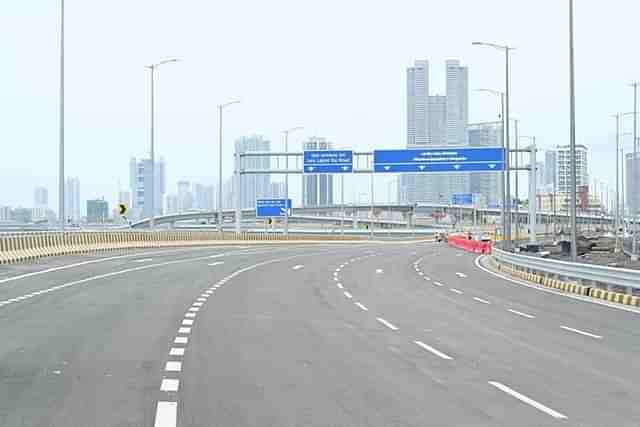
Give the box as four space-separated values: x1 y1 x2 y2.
568 0 578 260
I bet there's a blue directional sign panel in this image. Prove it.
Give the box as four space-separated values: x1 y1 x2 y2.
303 150 353 173
373 147 505 173
451 193 473 206
256 198 292 218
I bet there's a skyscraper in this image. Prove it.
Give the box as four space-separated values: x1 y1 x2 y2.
34 187 48 208
129 157 166 220
194 184 215 210
86 198 109 223
302 137 334 207
236 135 271 209
64 177 81 223
177 180 193 211
556 145 588 195
407 60 429 147
544 150 557 189
467 122 502 206
402 59 469 204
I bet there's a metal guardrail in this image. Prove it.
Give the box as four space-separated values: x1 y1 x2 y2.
493 247 640 291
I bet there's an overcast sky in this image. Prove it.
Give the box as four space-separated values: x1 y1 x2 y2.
1 0 637 210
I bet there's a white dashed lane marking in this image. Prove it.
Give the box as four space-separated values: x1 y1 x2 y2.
178 327 191 334
174 337 188 344
164 361 182 372
434 282 444 287
355 302 369 311
207 261 224 267
154 401 178 427
160 379 180 392
376 317 399 331
414 340 453 360
169 348 185 356
292 265 305 270
336 283 344 289
508 309 536 319
455 272 467 278
473 297 491 304
560 325 602 339
376 269 384 274
133 258 153 263
450 288 464 295
343 291 353 299
488 381 568 419
181 319 194 326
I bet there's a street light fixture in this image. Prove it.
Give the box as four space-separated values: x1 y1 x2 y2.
473 42 514 250
217 99 241 234
145 58 181 230
282 126 304 236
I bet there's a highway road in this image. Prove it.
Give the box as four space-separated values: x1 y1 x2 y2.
1 242 639 426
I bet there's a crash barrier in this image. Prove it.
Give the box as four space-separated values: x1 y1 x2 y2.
0 231 362 265
490 248 640 307
448 235 492 254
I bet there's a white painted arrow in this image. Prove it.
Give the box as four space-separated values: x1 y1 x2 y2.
342 166 349 171
488 164 496 169
453 164 461 170
418 165 426 170
383 166 391 171
307 166 315 171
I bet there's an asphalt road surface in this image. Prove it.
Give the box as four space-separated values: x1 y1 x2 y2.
1 241 639 426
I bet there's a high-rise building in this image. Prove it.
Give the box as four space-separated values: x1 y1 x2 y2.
165 195 178 214
0 206 11 221
402 59 469 204
302 137 334 207
467 122 502 207
194 184 215 210
535 161 545 194
269 182 286 199
625 152 640 214
34 187 48 208
544 150 557 188
556 145 588 195
64 177 81 223
446 59 468 146
13 208 32 223
407 60 429 147
118 190 131 208
129 157 166 220
177 180 193 212
236 135 271 209
87 198 109 223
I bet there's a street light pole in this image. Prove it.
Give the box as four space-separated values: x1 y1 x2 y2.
473 43 514 249
283 126 303 236
632 82 639 260
613 114 621 252
568 0 578 261
217 100 241 234
58 0 65 230
514 119 519 240
145 58 180 230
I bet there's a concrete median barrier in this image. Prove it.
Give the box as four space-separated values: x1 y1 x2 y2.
0 231 365 265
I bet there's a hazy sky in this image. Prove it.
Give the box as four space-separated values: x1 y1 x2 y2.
1 0 637 210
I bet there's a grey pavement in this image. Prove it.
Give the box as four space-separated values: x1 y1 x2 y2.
0 241 638 426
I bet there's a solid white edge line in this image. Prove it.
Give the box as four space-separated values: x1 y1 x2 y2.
488 381 568 419
355 302 369 311
560 325 602 339
473 297 491 304
474 255 640 315
376 317 399 331
508 309 536 319
154 401 178 427
414 340 453 360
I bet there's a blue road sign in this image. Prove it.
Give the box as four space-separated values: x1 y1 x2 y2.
303 150 353 173
451 193 473 205
256 198 292 218
373 147 505 173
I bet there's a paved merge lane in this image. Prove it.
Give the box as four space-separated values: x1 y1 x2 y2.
1 241 639 426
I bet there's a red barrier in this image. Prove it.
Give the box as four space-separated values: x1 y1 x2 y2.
447 235 492 254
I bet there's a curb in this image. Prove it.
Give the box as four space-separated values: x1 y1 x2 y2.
488 256 640 308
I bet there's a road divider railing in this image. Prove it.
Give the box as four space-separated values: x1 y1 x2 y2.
448 235 492 254
0 231 362 265
490 248 640 307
